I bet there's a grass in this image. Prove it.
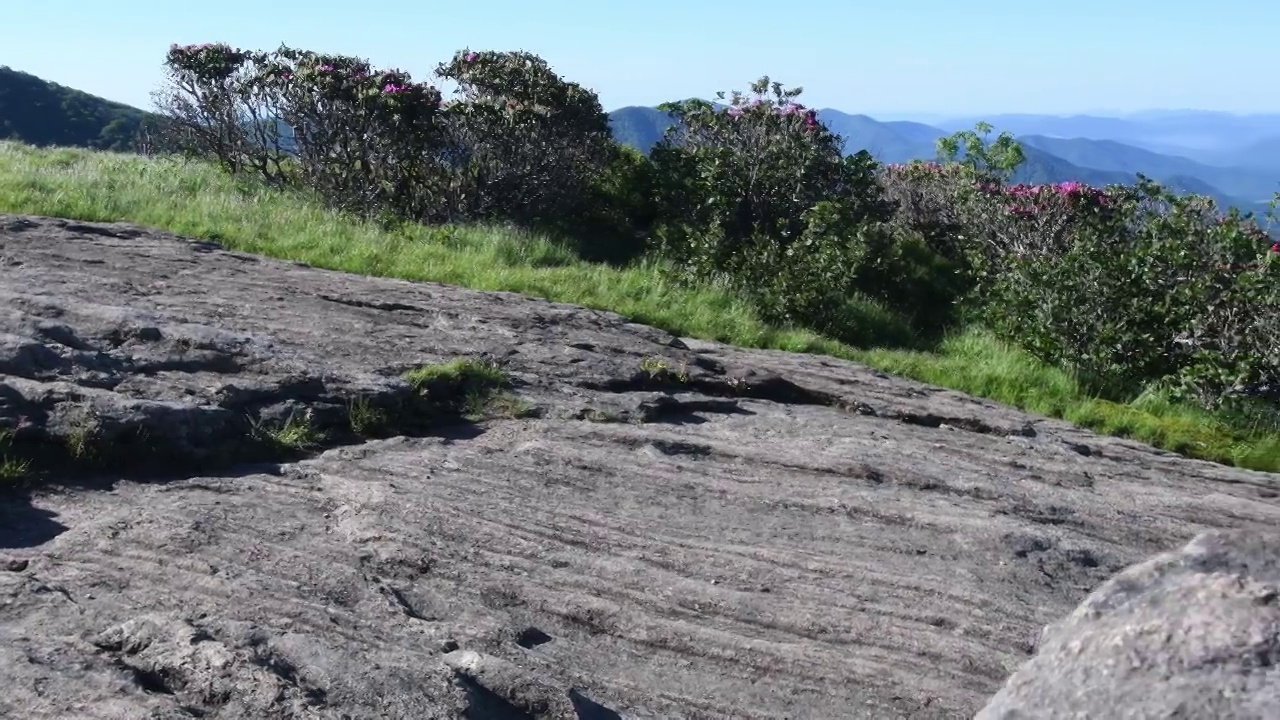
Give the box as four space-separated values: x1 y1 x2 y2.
404 357 533 420
640 356 690 384
1 141 1276 473
248 409 324 452
0 429 30 482
346 395 390 437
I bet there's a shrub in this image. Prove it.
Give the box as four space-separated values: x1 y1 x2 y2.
648 77 898 339
433 49 615 225
154 42 292 181
953 173 1277 407
157 43 449 220
272 47 448 221
880 124 1278 410
155 44 616 229
547 143 659 264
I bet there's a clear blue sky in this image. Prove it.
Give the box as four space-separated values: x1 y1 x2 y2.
6 0 1276 118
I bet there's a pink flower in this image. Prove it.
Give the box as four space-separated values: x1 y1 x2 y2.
464 52 478 62
1271 242 1279 253
319 64 334 72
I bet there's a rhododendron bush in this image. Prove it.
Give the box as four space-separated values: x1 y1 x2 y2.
155 43 612 224
880 144 1279 408
648 77 898 336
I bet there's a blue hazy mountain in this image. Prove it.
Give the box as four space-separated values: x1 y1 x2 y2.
933 111 1280 162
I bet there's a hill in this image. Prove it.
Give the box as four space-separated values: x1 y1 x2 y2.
1018 134 1280 203
0 66 157 151
934 111 1280 155
607 105 676 152
816 110 947 163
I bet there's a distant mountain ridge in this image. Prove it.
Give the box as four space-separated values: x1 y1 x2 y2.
608 106 1279 217
0 66 157 151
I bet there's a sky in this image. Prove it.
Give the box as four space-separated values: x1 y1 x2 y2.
6 0 1278 118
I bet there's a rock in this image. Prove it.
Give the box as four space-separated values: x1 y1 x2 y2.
1 213 1279 718
977 529 1280 719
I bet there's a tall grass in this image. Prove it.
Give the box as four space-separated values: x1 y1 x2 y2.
1 141 1276 472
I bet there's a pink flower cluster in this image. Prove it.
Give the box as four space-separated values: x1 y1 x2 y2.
1003 181 1104 199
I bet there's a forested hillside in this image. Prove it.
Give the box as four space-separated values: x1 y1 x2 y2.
0 66 156 151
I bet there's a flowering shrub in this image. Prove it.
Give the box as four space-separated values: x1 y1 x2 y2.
156 44 614 226
964 175 1274 405
156 42 290 180
157 43 449 218
649 77 897 336
880 131 1278 408
434 49 614 225
270 47 447 220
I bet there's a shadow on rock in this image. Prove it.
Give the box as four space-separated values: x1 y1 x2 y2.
0 496 68 549
569 689 624 720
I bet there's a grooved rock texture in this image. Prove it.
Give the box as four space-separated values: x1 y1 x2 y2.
1 214 1279 718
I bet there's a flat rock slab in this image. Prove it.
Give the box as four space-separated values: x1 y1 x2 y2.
1 214 1279 718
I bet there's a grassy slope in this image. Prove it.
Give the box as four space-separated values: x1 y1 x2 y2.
1 140 1276 473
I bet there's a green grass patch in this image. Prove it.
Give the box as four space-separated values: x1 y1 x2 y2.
248 409 324 452
404 357 532 420
639 356 690 384
346 395 391 437
1 141 1275 472
0 429 30 483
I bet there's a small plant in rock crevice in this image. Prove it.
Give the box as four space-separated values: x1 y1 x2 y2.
0 429 30 482
249 408 323 452
346 395 390 437
640 356 689 384
63 406 101 461
403 357 530 421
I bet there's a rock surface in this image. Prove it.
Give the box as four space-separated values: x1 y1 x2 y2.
1 213 1278 718
976 528 1280 719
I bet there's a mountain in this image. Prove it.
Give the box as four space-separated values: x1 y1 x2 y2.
1193 135 1280 170
1017 135 1280 203
932 111 1280 165
607 106 950 162
816 110 946 162
1 64 1270 219
0 66 157 151
607 106 675 153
